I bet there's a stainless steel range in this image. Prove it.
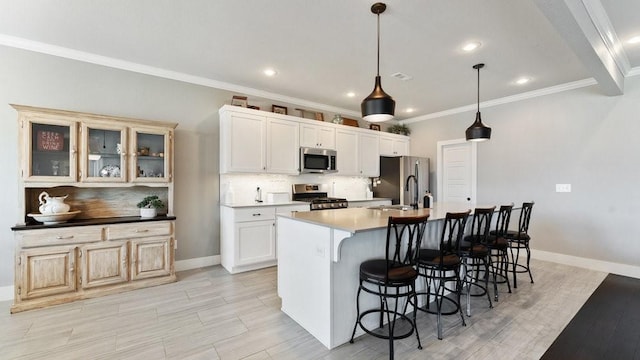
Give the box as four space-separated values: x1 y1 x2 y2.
292 184 348 211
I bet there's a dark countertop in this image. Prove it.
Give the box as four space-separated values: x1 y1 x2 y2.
11 215 177 231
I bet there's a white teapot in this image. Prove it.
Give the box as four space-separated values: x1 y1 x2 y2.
38 191 71 214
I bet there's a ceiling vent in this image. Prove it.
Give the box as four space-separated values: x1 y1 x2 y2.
391 72 413 81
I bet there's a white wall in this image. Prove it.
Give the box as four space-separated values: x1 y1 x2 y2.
0 45 231 286
409 75 640 269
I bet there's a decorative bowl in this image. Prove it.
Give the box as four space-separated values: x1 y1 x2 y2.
28 210 81 225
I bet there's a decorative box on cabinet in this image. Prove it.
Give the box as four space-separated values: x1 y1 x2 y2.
220 204 308 274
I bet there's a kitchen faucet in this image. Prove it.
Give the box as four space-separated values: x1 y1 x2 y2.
405 175 419 209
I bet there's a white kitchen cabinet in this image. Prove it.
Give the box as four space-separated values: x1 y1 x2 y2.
220 107 299 174
300 123 336 149
335 129 358 175
220 204 308 274
335 129 380 177
358 132 380 177
266 117 300 174
379 134 410 156
220 110 266 173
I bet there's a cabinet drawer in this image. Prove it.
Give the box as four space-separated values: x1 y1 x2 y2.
107 221 173 240
234 207 276 222
18 225 104 248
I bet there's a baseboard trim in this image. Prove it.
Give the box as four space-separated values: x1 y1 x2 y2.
0 285 14 302
533 249 640 279
175 255 221 272
2 251 635 302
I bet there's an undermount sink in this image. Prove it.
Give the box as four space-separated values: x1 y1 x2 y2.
367 205 413 211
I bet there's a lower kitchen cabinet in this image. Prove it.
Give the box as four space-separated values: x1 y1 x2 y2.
18 245 78 301
11 220 176 313
220 204 308 274
81 241 128 289
130 237 172 280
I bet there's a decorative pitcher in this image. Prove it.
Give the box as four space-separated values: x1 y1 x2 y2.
38 191 71 214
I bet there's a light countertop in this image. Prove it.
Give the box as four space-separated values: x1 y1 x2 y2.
277 202 486 233
220 201 308 208
220 198 391 208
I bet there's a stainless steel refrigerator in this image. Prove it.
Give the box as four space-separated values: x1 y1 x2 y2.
372 156 430 206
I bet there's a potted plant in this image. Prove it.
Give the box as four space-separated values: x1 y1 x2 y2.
137 195 165 218
387 124 411 136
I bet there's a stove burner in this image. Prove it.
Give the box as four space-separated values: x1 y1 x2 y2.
292 184 349 211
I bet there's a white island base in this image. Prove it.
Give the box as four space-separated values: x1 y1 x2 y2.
276 206 465 349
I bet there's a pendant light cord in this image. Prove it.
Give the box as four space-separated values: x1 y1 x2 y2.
477 66 480 113
376 12 380 76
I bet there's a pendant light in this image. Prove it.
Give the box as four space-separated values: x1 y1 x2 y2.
466 63 492 142
361 2 395 123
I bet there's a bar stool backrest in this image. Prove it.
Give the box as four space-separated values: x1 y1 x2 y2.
385 215 429 274
517 202 534 236
440 211 471 260
467 207 496 251
493 204 514 236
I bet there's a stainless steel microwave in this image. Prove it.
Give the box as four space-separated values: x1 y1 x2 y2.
300 147 337 174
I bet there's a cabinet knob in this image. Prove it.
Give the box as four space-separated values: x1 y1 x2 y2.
56 235 74 240
252 213 261 216
134 229 149 233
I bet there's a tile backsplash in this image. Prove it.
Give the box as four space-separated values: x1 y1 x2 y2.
220 174 371 205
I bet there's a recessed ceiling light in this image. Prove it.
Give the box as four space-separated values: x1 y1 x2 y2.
462 41 481 52
263 68 277 77
346 92 356 97
405 108 415 113
515 77 531 85
627 36 640 44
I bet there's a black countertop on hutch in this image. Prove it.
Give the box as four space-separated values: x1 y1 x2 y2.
11 215 177 231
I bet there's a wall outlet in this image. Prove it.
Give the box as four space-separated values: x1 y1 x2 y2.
556 184 572 192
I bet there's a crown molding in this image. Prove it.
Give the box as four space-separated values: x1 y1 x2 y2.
0 34 361 118
402 78 598 124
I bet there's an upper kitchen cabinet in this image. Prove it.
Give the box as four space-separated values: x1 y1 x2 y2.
129 127 172 183
19 109 78 183
13 104 177 186
300 123 335 149
335 128 380 177
219 105 299 175
80 122 127 183
379 133 410 156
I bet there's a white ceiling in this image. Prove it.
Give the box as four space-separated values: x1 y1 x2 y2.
0 0 638 121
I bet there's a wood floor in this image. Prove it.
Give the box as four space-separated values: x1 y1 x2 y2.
0 259 607 360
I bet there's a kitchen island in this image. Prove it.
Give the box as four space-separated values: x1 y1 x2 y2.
276 203 478 349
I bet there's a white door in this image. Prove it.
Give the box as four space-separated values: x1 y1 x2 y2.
437 139 477 204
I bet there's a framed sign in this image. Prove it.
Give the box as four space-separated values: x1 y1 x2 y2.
37 130 64 151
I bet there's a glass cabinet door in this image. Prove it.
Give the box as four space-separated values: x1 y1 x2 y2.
130 127 171 183
81 123 127 182
24 119 77 182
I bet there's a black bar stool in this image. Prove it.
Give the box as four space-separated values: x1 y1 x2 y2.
349 214 429 360
506 202 535 288
459 207 495 316
487 204 514 301
415 210 470 340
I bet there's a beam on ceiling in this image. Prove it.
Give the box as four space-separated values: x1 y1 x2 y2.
533 0 626 95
